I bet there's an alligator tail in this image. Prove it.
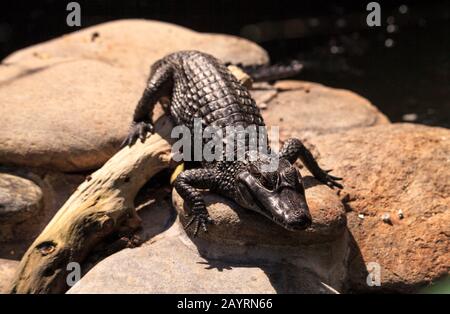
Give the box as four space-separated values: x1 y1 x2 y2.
240 60 304 82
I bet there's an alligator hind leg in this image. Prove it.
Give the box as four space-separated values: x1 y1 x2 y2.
174 168 219 236
121 60 174 148
280 138 343 189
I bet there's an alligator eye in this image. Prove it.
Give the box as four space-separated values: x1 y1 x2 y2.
260 171 277 190
283 167 298 185
260 176 273 190
248 163 261 179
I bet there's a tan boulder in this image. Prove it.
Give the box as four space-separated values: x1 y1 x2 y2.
307 123 450 292
0 60 144 172
0 173 43 222
0 20 269 172
255 80 390 140
68 232 345 294
172 178 347 246
3 19 269 80
0 172 44 241
68 190 349 294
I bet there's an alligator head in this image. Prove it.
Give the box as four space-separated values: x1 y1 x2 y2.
234 154 312 230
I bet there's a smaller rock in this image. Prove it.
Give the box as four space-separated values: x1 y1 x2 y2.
0 168 85 244
259 102 268 109
402 113 418 122
68 185 349 294
261 80 390 140
0 173 44 241
68 231 344 294
397 209 404 219
172 177 347 246
381 213 391 224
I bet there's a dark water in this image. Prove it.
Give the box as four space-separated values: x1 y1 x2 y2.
260 2 450 128
1 0 449 127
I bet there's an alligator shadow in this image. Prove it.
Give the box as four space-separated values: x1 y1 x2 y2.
188 226 368 293
345 230 369 293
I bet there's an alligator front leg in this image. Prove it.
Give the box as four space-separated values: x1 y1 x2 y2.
280 138 343 189
121 60 173 148
174 168 219 236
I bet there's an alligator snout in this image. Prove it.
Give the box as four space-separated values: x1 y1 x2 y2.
283 211 312 230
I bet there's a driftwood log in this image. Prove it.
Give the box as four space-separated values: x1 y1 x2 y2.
7 66 250 294
8 117 175 294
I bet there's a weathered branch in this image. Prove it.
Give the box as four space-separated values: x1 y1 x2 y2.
8 117 174 294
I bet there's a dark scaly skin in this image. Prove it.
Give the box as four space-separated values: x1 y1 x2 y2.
239 60 303 82
122 51 342 235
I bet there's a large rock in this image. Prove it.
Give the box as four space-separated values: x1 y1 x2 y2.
66 182 350 294
3 19 269 79
307 123 450 292
0 20 269 172
254 80 389 140
173 180 347 246
68 230 347 294
68 190 349 294
0 60 144 172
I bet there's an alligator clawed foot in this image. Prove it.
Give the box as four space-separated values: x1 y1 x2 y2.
322 169 343 189
183 212 214 237
120 121 154 149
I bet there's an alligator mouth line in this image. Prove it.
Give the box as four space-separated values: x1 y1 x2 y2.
241 177 312 231
271 215 298 231
241 179 297 231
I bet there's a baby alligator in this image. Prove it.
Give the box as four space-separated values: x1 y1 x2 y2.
122 50 342 235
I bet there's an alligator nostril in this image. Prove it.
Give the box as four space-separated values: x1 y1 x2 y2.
287 213 312 230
